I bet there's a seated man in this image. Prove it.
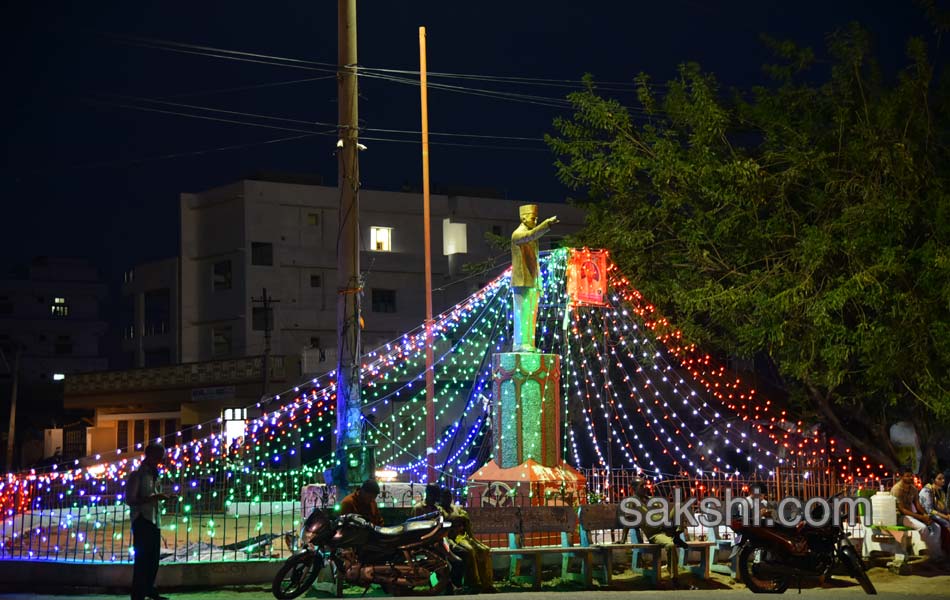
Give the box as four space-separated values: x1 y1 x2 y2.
338 479 383 526
440 488 495 593
412 484 444 519
892 467 943 559
413 485 466 590
630 479 688 587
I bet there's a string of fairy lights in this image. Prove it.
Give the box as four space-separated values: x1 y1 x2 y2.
0 249 892 563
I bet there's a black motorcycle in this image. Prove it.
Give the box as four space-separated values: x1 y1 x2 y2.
272 509 453 599
729 492 876 594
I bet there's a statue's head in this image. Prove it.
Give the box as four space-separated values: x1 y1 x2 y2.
519 204 538 228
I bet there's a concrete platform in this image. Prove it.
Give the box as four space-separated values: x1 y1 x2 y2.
0 559 282 593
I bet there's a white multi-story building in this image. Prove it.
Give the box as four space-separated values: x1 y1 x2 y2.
179 173 585 371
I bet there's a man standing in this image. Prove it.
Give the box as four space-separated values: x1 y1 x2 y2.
511 204 558 352
338 479 383 526
126 443 171 600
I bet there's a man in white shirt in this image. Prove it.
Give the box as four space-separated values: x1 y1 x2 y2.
126 443 172 600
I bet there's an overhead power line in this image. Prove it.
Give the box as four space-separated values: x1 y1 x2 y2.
164 75 337 99
92 95 550 144
85 98 552 153
103 33 669 106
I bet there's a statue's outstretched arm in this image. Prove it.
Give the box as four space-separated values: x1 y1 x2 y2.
511 219 554 246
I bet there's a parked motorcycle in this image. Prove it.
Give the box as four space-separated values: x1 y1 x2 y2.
729 492 876 594
272 508 453 599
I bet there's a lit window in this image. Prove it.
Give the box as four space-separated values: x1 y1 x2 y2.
51 297 68 317
307 213 320 226
370 227 392 252
223 408 247 444
443 219 468 255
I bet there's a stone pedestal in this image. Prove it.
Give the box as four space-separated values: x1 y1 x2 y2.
469 352 585 507
491 352 561 468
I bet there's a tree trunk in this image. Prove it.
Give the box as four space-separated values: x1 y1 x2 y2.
806 383 901 473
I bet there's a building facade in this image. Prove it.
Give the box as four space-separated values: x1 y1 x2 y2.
179 174 585 370
0 257 109 468
0 257 108 383
120 257 180 368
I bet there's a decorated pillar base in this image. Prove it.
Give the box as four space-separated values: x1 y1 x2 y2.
467 352 586 506
491 352 561 467
468 459 587 507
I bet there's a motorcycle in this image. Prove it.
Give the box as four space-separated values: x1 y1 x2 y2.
729 492 876 594
272 508 454 599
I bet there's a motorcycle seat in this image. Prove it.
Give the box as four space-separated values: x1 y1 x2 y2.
375 519 439 538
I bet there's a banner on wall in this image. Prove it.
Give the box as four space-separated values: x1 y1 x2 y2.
567 248 608 307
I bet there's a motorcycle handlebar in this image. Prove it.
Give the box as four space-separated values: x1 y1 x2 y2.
405 511 441 523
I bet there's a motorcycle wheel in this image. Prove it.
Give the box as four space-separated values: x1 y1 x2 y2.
737 545 790 594
272 553 321 600
396 551 451 596
839 545 877 595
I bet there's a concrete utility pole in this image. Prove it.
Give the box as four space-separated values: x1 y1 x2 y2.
251 288 279 399
336 0 368 487
3 346 21 472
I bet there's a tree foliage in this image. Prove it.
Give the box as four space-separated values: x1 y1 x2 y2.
547 24 950 473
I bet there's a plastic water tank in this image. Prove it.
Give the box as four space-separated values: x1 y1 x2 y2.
871 491 898 526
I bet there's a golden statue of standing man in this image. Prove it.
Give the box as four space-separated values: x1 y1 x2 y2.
511 204 559 352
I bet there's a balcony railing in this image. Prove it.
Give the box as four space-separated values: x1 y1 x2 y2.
64 355 286 394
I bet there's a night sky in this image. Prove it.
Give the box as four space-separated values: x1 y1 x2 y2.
1 1 938 284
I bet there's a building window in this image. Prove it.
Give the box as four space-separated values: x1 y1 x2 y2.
223 408 247 444
133 420 146 448
251 242 274 266
117 420 129 450
144 289 171 335
55 335 73 355
310 274 322 288
252 307 274 331
212 326 232 357
50 297 68 317
309 336 321 348
148 419 161 442
307 213 320 226
371 288 397 313
163 419 178 445
213 260 232 291
443 219 468 255
370 227 392 252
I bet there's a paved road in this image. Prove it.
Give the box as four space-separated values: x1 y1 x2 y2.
0 581 947 600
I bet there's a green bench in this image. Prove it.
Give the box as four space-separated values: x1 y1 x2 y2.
467 505 595 590
576 504 714 585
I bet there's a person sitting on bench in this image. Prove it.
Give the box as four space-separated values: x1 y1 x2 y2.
630 478 689 586
892 467 943 560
